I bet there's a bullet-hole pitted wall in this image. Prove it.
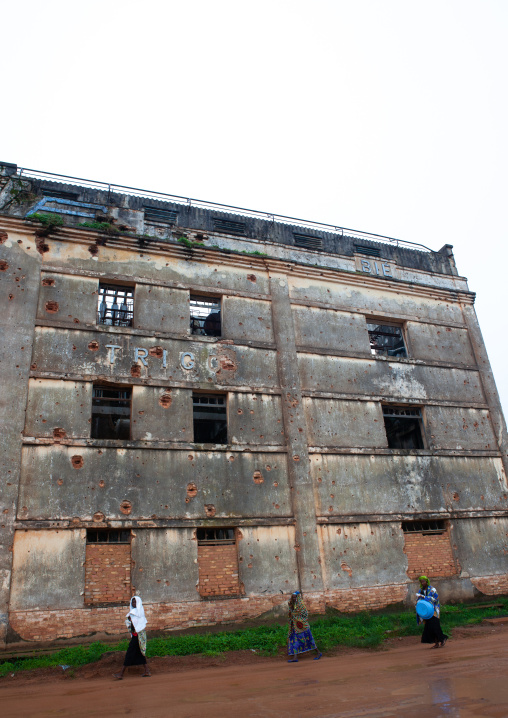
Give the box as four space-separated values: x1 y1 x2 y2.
1 162 507 646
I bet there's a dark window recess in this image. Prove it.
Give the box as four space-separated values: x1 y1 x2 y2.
293 233 323 250
41 188 80 201
367 322 407 358
197 527 236 545
383 406 424 449
91 386 131 440
97 284 134 327
190 295 221 336
402 520 446 535
193 394 227 444
144 206 178 224
87 529 131 543
212 218 246 236
355 244 381 257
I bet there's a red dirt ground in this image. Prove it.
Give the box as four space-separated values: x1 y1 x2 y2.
1 623 507 717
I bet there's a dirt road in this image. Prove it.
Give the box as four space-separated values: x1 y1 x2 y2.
1 624 507 717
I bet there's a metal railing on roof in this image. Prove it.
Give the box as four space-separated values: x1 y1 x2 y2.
16 166 433 252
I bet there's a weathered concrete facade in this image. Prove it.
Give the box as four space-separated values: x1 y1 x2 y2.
1 162 507 646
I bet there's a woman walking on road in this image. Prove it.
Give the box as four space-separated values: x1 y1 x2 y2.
114 596 151 679
416 575 448 649
287 591 322 663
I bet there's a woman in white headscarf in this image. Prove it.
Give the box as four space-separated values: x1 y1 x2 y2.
114 596 150 679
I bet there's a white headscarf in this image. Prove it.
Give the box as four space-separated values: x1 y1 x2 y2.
126 595 147 633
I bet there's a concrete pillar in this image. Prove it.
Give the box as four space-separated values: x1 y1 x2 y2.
0 228 40 646
269 274 324 593
461 302 508 478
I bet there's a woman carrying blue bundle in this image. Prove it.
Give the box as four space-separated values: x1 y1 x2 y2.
416 575 448 649
287 591 322 662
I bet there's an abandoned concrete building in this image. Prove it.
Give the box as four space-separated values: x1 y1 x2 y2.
1 160 507 647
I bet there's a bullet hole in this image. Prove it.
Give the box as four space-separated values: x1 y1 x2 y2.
274 504 280 509
248 563 253 568
159 391 172 408
72 345 77 351
21 506 28 512
204 504 216 517
0 231 7 244
88 243 99 256
247 274 256 282
45 301 59 313
275 555 279 561
42 277 55 286
57 479 63 486
237 408 243 415
293 455 300 462
131 364 142 377
328 506 333 512
73 318 80 324
93 512 105 522
120 500 132 515
149 346 164 358
88 341 99 352
265 465 271 471
219 356 237 371
8 294 13 300
187 483 198 498
294 544 301 552
30 362 37 371
229 455 235 462
253 471 264 484
188 455 194 461
341 561 353 577
453 492 460 501
99 479 105 488
53 428 66 439
273 481 278 487
71 455 84 469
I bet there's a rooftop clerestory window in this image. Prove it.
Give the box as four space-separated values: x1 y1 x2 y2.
97 284 134 327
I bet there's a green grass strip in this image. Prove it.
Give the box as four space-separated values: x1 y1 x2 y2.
1 598 507 677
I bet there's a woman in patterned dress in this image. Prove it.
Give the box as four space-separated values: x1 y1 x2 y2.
114 596 151 678
287 591 322 662
416 575 448 648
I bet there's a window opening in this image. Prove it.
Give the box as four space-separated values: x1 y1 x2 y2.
97 284 134 327
383 405 424 450
355 244 381 257
402 520 446 535
190 295 221 336
212 218 246 236
197 527 236 545
41 188 79 201
193 393 227 444
92 385 132 440
87 529 131 543
367 322 407 358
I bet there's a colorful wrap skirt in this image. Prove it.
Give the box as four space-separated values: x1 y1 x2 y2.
288 628 317 656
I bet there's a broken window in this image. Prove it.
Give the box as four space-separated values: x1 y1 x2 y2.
190 295 221 337
193 393 227 444
91 385 132 440
402 520 446 534
97 283 134 327
197 527 240 598
383 405 424 449
84 529 131 605
367 322 407 357
197 527 236 544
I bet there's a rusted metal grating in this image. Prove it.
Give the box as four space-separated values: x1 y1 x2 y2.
144 206 178 224
293 233 323 250
213 218 246 235
355 244 381 257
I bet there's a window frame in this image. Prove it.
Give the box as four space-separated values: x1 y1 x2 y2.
91 383 132 440
382 404 426 450
366 319 408 358
189 294 222 337
86 528 132 544
192 391 228 445
97 282 135 328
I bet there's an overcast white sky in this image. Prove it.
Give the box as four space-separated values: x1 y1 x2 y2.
3 0 507 418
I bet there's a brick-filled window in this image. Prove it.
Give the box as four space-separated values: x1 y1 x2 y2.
193 393 227 444
190 295 221 337
383 405 425 449
84 529 132 605
97 283 134 327
402 520 458 579
91 385 132 440
197 527 240 598
367 321 407 358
